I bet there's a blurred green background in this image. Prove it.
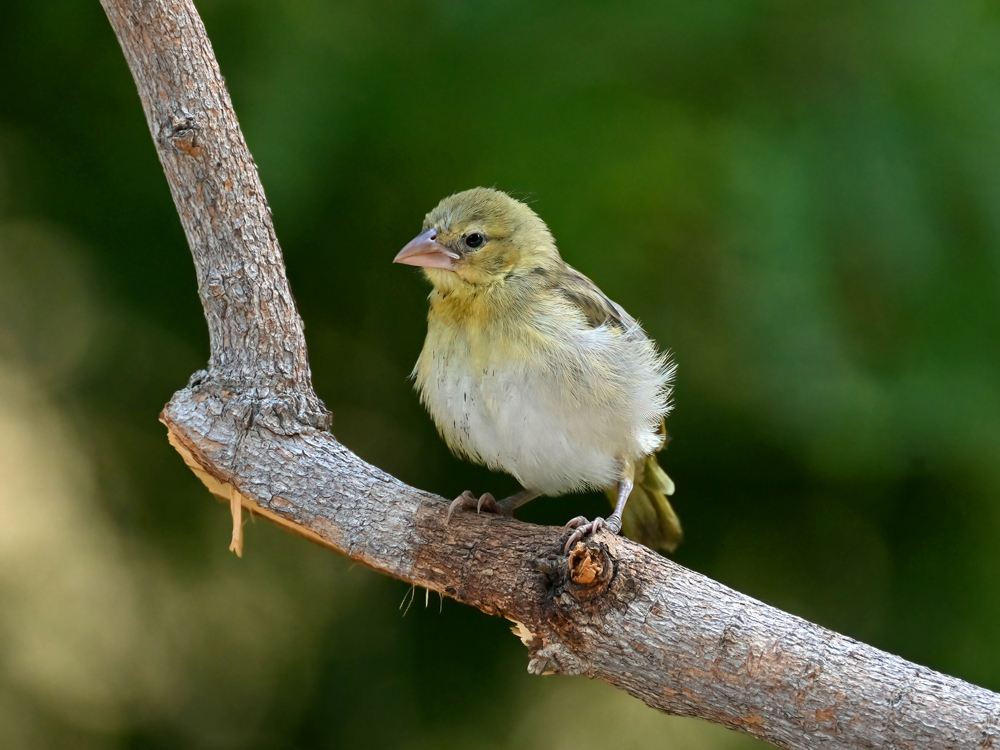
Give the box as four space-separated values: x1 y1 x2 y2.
2 1 999 748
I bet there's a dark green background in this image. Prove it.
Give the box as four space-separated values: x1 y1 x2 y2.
2 1 998 748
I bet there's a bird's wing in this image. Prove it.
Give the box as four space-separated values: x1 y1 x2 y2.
555 265 636 334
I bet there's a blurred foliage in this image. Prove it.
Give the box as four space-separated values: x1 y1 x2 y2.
1 0 999 748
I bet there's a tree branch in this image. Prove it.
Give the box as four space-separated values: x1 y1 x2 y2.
102 1 1000 747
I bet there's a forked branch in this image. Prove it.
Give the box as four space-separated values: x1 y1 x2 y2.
101 1 1000 747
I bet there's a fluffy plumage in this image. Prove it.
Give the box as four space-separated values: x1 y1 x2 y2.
395 187 681 552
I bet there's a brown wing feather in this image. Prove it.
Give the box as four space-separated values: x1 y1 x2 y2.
555 266 632 332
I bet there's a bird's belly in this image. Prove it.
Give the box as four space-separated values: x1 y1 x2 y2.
417 357 626 495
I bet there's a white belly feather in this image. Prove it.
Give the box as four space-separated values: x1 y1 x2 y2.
414 317 672 496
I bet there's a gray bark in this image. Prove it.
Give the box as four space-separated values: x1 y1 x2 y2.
102 1 1000 747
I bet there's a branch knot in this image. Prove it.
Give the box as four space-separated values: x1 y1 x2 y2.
162 108 202 157
566 541 614 598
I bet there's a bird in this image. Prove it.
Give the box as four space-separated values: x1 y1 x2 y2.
393 187 681 553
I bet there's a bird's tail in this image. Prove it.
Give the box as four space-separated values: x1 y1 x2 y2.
614 455 682 553
606 422 682 554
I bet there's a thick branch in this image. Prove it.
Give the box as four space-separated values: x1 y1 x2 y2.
103 1 1000 748
102 0 328 430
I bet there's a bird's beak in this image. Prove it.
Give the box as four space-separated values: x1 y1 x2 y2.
393 229 459 271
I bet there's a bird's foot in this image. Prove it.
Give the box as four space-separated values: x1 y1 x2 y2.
563 514 623 553
446 491 501 524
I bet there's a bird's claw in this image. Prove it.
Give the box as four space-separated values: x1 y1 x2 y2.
563 516 606 552
563 514 623 553
446 491 499 524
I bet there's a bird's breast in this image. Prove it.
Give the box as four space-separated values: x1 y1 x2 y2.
413 310 669 495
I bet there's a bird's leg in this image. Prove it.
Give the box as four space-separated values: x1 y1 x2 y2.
496 488 542 513
563 474 634 553
446 488 541 524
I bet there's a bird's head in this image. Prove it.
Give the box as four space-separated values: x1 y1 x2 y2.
394 187 559 294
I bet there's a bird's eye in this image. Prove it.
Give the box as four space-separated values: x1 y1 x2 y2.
464 232 485 249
